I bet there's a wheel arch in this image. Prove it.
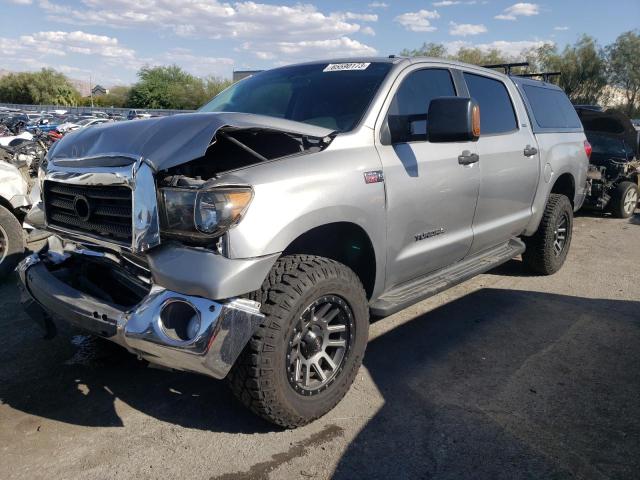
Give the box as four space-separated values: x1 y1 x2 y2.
550 172 576 207
0 196 17 216
282 222 377 299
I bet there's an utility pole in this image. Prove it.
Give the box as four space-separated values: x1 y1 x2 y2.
89 74 94 108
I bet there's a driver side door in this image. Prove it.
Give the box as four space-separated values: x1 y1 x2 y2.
375 66 481 289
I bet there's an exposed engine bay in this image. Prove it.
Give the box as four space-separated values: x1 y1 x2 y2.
163 126 332 180
577 107 640 214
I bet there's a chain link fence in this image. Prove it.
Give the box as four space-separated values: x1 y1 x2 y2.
0 103 195 117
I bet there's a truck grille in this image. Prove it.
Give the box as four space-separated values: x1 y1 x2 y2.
44 181 133 243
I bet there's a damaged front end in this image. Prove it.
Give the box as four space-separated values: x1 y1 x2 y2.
19 112 333 378
18 243 264 379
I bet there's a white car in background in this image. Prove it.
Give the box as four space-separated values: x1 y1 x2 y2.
0 131 33 147
57 117 111 133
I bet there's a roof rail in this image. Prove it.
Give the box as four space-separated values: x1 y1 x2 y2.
517 72 561 83
482 62 529 75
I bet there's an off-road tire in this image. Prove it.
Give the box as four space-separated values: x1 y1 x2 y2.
228 255 369 428
609 181 638 219
522 193 573 275
0 205 24 278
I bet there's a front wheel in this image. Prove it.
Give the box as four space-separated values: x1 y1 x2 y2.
522 193 573 275
610 181 638 219
228 255 369 428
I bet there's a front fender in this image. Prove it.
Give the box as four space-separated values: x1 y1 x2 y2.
221 132 387 298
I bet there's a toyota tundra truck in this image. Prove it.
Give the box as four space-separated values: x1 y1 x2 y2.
17 57 589 428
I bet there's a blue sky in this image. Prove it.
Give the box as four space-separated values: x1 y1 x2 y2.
1 0 638 86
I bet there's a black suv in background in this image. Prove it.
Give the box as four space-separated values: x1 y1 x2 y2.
577 107 640 218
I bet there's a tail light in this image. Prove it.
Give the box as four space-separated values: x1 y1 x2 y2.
584 140 592 159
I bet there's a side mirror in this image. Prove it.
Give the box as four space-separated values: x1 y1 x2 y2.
427 97 480 143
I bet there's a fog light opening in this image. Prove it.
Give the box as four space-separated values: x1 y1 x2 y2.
159 300 201 342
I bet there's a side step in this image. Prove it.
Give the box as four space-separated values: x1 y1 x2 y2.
370 238 525 317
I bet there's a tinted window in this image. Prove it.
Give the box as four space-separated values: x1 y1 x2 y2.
464 73 517 135
586 132 632 158
387 68 456 142
200 62 392 132
523 84 581 129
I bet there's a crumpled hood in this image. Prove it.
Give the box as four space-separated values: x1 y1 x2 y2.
48 112 334 171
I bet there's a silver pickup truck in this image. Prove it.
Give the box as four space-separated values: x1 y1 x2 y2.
18 57 589 428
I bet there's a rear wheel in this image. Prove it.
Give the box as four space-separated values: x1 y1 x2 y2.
522 193 573 275
610 181 638 219
0 205 25 278
228 255 369 428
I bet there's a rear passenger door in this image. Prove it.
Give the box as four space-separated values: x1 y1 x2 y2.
462 71 540 254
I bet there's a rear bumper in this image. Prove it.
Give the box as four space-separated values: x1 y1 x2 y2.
17 253 264 379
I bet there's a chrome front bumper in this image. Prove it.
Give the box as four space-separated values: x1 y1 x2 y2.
17 252 264 379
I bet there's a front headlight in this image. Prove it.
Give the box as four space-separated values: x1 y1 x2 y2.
159 186 253 241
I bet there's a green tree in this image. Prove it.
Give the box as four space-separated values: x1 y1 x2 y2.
535 35 608 105
454 47 510 67
606 30 640 116
400 42 447 58
399 42 515 68
203 76 233 102
129 65 213 109
0 68 79 105
101 85 132 108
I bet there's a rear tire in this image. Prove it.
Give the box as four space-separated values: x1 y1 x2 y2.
0 205 25 278
522 193 573 275
610 181 638 219
227 255 369 428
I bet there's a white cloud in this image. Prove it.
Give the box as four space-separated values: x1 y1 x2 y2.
242 36 377 63
360 26 376 36
495 3 540 20
395 10 440 32
33 1 378 67
368 2 388 8
344 12 378 22
0 31 235 84
158 48 234 77
9 0 33 4
445 39 552 57
37 1 369 41
554 26 569 31
449 22 487 36
18 31 136 60
433 0 478 5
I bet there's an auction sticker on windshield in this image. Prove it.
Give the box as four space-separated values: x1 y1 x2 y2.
323 63 371 72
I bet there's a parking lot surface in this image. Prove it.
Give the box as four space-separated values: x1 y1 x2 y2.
1 212 639 480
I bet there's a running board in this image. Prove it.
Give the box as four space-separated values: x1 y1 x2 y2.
370 238 525 317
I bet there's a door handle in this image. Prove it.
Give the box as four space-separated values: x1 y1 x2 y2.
524 145 538 157
458 150 479 165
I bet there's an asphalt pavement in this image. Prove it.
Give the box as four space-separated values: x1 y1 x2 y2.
0 211 638 480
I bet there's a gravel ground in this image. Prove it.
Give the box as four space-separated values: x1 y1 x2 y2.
0 211 639 480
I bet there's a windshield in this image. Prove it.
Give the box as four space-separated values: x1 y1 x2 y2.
199 62 392 132
77 118 96 126
587 132 633 158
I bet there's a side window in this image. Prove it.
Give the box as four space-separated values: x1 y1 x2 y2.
522 84 582 129
387 68 456 142
463 73 518 135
